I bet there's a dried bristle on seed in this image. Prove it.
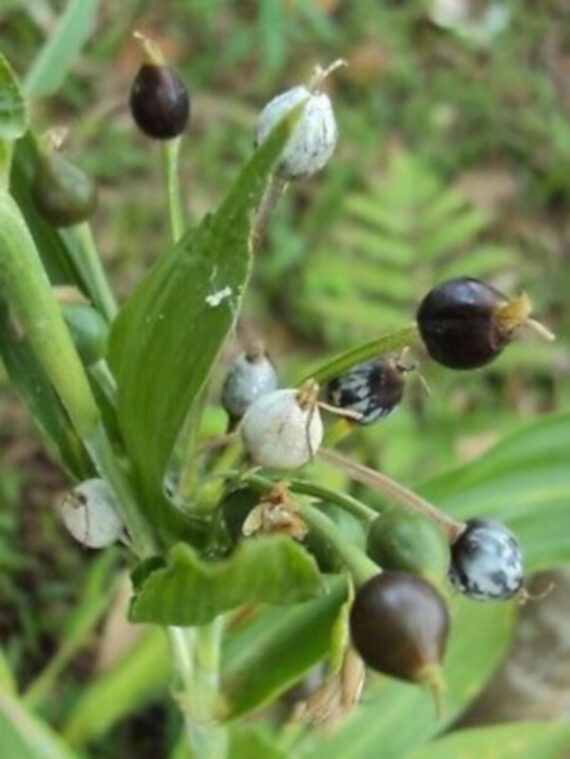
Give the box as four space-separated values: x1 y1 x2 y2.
495 293 555 342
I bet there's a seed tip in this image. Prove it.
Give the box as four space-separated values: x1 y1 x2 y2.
132 29 165 66
308 59 348 91
418 665 446 719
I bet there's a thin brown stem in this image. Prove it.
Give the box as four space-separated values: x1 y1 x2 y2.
250 173 287 253
317 447 465 541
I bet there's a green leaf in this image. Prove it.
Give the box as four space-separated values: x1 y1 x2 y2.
172 723 287 759
0 52 27 141
129 536 323 626
10 134 87 285
303 597 514 759
0 648 16 695
419 411 570 572
63 628 171 748
300 324 418 385
0 301 93 480
409 721 570 759
222 575 347 718
24 0 100 98
228 724 286 759
0 690 81 759
109 107 301 514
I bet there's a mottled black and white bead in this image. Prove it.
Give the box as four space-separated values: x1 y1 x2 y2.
222 347 278 423
450 518 524 600
324 358 405 425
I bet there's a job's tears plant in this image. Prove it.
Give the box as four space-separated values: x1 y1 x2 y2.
0 35 569 759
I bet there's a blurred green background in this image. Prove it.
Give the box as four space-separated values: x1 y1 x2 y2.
1 0 570 756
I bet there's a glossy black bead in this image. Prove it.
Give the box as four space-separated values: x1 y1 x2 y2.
349 571 449 682
325 358 405 425
130 64 190 139
417 278 509 370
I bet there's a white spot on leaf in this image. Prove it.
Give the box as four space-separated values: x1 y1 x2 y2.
205 286 232 307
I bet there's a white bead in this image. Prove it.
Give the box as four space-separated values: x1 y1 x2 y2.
256 85 338 179
241 388 323 469
59 478 124 548
222 351 278 419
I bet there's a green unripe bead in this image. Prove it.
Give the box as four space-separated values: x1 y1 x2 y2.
63 303 108 366
366 509 450 588
32 151 97 227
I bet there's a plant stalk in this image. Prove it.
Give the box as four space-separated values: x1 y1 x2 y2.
71 222 118 321
0 190 155 556
250 172 287 253
162 136 185 243
286 477 376 524
299 502 378 587
170 620 228 759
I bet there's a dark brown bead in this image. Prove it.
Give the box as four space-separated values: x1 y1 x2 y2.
130 64 190 139
32 151 97 227
349 571 449 683
417 278 509 370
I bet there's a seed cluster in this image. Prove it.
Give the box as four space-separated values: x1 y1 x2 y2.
39 42 553 723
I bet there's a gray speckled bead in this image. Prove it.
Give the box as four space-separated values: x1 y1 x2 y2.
255 85 338 179
450 518 524 600
222 350 278 421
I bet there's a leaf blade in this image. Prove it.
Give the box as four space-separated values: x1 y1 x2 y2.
24 0 100 98
129 537 323 626
109 107 301 508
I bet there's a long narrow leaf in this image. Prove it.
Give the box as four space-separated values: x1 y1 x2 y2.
24 0 100 98
109 106 302 518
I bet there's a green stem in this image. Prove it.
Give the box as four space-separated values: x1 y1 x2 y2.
300 323 419 385
71 222 118 321
86 424 156 556
191 439 244 513
89 359 117 404
299 503 379 587
0 192 155 556
286 478 376 525
0 191 100 436
240 472 378 586
175 390 208 504
162 137 185 242
0 139 13 189
170 620 228 759
169 626 196 689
